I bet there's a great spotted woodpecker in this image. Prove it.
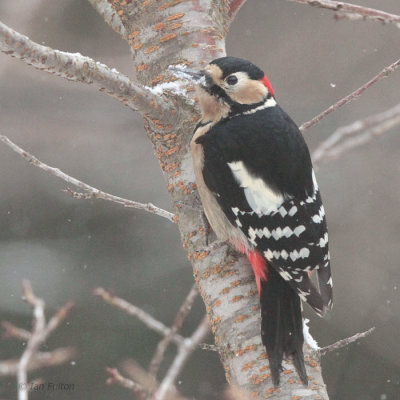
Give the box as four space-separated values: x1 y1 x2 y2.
171 57 333 387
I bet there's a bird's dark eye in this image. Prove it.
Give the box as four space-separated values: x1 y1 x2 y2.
226 75 238 85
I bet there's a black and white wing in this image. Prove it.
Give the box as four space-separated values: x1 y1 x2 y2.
198 106 333 315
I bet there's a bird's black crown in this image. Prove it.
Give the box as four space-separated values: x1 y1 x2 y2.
210 56 264 80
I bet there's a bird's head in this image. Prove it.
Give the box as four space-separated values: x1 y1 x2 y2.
170 57 275 122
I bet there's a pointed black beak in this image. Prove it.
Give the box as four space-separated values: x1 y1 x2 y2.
169 65 206 85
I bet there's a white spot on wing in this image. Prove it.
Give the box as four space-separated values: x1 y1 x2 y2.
280 250 289 260
279 269 292 281
263 249 281 260
248 227 257 246
298 289 308 301
228 161 284 215
264 249 273 260
312 205 325 224
278 206 287 217
232 207 239 216
288 205 297 216
318 232 329 247
293 225 306 236
271 228 282 240
299 248 310 258
289 248 310 261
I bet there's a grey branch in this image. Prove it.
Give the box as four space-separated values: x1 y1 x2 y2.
199 343 218 351
319 327 375 355
226 0 248 25
300 57 400 132
0 134 175 223
149 284 199 376
1 321 31 341
15 281 73 400
0 348 76 377
291 0 400 27
154 315 210 400
0 21 175 119
94 288 185 346
106 367 149 397
313 103 400 164
123 359 190 400
97 287 209 400
18 281 46 400
87 0 127 38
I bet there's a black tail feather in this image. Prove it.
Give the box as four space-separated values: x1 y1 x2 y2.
260 268 308 387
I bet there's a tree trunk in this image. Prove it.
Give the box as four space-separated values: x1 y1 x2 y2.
111 1 329 398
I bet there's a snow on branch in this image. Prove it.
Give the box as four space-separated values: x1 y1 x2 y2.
87 0 127 38
0 21 175 119
291 0 400 27
313 103 400 164
300 57 400 132
0 134 175 223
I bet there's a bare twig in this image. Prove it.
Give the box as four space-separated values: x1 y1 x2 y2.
1 281 74 399
17 281 46 400
149 284 198 376
106 367 149 396
300 58 400 132
0 21 175 119
87 0 127 38
291 0 400 27
45 302 74 340
121 360 190 400
198 343 217 351
65 188 175 222
97 287 209 400
1 321 31 341
94 288 185 345
0 347 76 377
313 103 400 164
0 135 175 223
121 359 158 395
322 116 400 160
319 327 375 355
227 0 248 22
154 315 210 400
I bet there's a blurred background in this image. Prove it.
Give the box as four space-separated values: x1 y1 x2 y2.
0 0 399 399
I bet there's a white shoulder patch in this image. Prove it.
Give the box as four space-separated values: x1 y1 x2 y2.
227 160 284 215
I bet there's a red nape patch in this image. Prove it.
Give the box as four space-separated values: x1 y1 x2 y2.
247 251 267 296
260 75 275 97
